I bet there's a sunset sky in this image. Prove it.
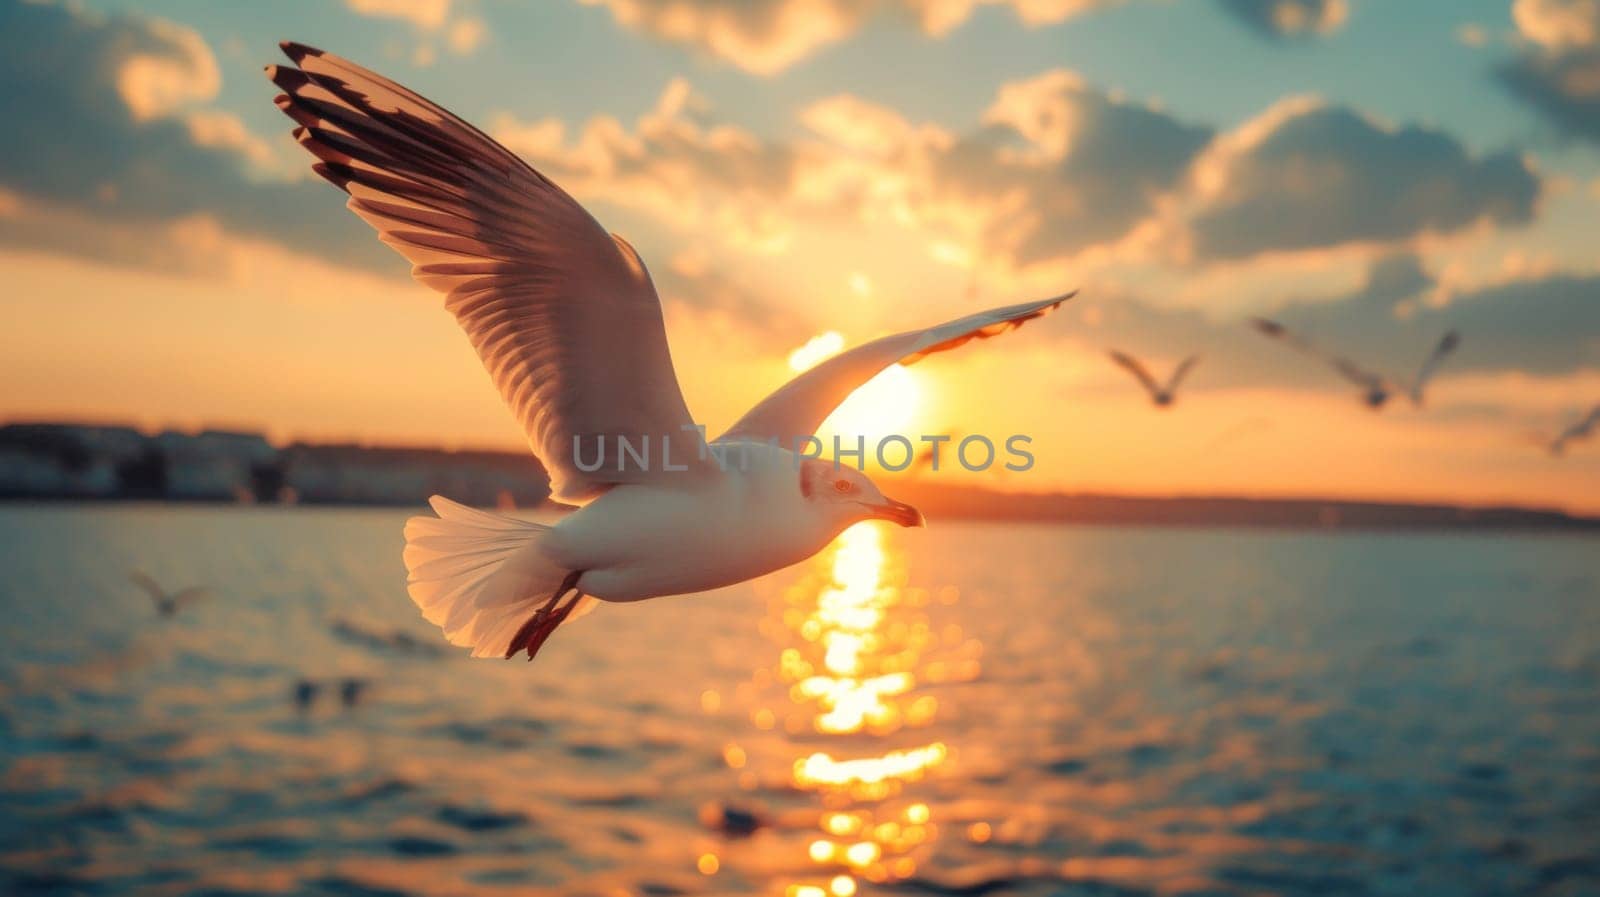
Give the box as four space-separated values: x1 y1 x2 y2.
1 0 1597 511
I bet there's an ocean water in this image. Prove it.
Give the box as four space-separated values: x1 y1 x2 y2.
0 505 1597 897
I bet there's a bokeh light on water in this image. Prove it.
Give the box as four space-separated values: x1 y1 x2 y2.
766 522 960 893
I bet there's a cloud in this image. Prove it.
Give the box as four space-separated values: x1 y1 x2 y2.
493 78 803 253
799 71 1212 270
577 0 1123 74
798 81 1535 273
2 0 1556 361
1500 2 1600 144
1184 100 1540 259
493 70 1207 270
0 0 390 273
183 110 281 171
112 15 220 119
446 15 488 53
1217 0 1348 39
655 246 815 347
345 0 487 63
1512 0 1599 49
485 68 1533 278
344 0 451 30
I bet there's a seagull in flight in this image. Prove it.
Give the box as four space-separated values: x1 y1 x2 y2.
267 44 1070 661
129 571 209 618
1108 351 1199 408
1250 318 1460 410
1546 403 1600 456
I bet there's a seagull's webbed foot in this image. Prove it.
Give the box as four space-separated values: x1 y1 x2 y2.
505 570 584 661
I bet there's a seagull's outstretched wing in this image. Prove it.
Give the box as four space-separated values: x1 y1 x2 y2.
1576 403 1600 436
128 570 166 606
1330 357 1389 393
168 587 211 612
1409 330 1461 405
269 43 710 503
1251 317 1329 362
1165 355 1201 394
718 293 1071 444
1252 318 1389 392
1108 351 1162 401
1551 402 1600 455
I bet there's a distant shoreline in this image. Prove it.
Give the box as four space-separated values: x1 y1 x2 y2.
4 421 1594 532
4 490 1595 533
890 483 1600 533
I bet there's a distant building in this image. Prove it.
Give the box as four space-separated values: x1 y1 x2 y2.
0 422 141 497
156 429 276 501
282 443 548 507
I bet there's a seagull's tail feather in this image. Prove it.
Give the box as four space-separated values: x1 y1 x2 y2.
403 495 592 659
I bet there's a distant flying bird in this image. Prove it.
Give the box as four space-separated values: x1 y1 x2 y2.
267 44 1070 662
1250 318 1460 409
1547 403 1600 456
1108 351 1200 407
128 571 209 617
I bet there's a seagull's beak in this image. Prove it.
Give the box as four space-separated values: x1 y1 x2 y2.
870 497 925 528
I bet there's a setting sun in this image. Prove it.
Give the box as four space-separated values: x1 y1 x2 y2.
789 332 924 447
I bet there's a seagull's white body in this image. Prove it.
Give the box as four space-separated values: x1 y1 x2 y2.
546 442 841 601
269 43 1067 659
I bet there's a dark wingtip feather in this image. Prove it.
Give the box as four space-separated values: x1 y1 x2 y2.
267 64 311 91
311 162 356 192
280 41 321 62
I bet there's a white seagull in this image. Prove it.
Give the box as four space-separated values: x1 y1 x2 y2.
1250 318 1460 410
1108 350 1199 408
267 44 1070 661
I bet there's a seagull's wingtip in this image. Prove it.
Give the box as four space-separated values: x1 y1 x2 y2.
279 41 321 62
266 64 311 90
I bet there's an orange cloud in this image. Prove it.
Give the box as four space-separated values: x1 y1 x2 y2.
113 16 219 120
578 0 1125 74
344 0 452 30
1513 0 1599 49
493 79 803 253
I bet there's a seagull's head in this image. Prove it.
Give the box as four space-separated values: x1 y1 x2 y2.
800 460 925 529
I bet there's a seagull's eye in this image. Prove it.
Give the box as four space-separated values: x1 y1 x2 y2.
833 479 854 494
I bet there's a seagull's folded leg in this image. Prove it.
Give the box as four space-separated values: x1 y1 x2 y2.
506 571 584 661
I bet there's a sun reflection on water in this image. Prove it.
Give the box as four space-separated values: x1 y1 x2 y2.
761 521 979 892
